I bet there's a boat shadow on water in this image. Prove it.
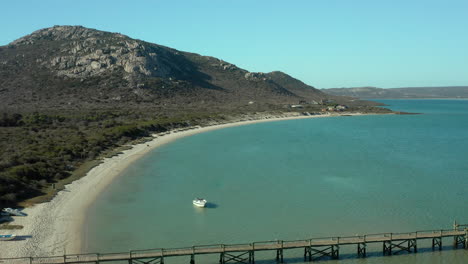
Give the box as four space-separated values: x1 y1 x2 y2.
204 202 218 209
12 235 33 241
0 215 14 223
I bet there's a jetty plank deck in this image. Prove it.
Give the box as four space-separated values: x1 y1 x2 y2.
1 226 467 264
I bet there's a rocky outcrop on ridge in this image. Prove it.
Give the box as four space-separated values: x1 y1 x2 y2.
0 25 374 111
12 26 197 80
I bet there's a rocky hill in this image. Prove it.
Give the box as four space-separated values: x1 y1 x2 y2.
322 86 468 99
0 25 368 112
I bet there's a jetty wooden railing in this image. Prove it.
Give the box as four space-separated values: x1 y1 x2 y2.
1 224 467 264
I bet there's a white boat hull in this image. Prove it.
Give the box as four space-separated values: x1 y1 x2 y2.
193 199 207 208
2 208 26 216
0 234 16 241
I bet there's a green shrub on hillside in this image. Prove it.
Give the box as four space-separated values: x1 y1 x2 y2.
0 110 220 207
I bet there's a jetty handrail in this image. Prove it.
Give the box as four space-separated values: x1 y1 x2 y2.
64 253 100 261
283 238 310 244
339 235 366 240
391 232 417 238
130 248 163 258
359 232 395 239
415 229 445 233
224 242 254 249
252 240 281 244
309 236 337 241
131 247 163 253
192 243 225 248
164 246 197 251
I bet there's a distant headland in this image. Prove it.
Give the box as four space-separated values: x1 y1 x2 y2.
322 86 468 99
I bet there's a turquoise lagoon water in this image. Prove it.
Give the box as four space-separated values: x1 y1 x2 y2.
84 99 468 263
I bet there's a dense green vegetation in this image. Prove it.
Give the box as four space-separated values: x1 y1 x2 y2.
0 110 225 208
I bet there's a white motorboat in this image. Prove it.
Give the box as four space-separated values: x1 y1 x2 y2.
192 198 207 208
0 234 16 241
1 208 26 216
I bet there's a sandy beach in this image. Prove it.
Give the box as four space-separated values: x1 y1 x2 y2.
0 112 367 259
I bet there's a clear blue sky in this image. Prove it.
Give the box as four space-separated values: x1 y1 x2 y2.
1 0 467 88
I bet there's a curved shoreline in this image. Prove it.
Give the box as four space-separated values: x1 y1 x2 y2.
1 112 373 258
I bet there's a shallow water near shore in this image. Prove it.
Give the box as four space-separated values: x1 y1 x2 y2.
85 99 468 263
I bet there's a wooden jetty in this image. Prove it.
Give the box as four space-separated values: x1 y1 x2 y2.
1 223 467 264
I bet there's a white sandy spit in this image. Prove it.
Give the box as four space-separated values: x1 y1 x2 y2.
0 112 367 259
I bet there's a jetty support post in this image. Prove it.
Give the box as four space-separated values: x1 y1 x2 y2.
304 239 312 261
219 252 225 264
189 246 195 264
453 235 466 249
250 243 255 264
383 233 392 256
276 240 284 263
383 238 417 256
331 245 339 259
432 230 443 251
331 237 339 260
129 257 164 264
249 251 254 264
220 252 253 264
219 244 253 264
383 240 396 256
453 222 464 248
432 237 442 251
304 247 310 261
304 245 339 261
409 239 418 253
465 228 468 249
357 242 366 258
219 244 225 264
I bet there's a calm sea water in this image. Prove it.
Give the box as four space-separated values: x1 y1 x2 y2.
84 99 468 263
